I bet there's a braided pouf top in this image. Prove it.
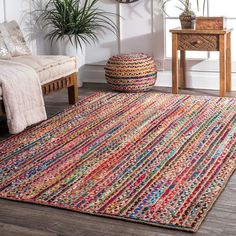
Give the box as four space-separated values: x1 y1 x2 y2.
105 53 157 92
116 0 139 3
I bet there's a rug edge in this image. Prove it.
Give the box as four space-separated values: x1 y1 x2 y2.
1 168 235 233
192 167 236 232
0 195 196 232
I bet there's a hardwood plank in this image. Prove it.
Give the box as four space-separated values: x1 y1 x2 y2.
0 223 57 236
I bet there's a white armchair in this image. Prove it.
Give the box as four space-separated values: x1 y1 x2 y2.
0 20 79 116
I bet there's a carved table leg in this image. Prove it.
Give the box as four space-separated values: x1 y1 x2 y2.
172 33 179 94
226 32 231 92
68 73 79 104
219 34 226 97
180 50 186 89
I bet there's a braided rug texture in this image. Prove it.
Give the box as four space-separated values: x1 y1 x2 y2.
0 92 235 232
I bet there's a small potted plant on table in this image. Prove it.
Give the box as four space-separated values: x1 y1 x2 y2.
159 0 206 29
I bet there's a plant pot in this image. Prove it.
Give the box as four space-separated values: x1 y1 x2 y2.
179 11 195 29
51 38 85 87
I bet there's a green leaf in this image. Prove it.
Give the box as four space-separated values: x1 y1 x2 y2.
38 0 119 50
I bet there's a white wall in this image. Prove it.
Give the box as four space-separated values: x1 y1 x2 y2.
85 0 160 64
84 0 236 91
1 0 235 91
0 0 50 54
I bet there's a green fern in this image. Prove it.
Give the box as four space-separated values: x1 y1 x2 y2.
38 0 118 50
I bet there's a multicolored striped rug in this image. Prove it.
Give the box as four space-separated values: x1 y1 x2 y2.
0 92 235 232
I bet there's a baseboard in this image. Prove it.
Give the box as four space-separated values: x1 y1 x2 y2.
82 65 236 91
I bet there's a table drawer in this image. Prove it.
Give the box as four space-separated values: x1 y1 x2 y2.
178 34 219 51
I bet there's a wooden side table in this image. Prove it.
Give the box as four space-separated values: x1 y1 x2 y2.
170 28 232 97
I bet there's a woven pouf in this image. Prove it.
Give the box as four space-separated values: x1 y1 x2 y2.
105 53 157 92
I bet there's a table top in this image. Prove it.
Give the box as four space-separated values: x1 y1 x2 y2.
170 27 233 35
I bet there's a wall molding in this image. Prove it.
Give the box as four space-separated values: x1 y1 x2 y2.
82 65 236 91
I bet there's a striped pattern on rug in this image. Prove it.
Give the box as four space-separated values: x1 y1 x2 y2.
0 92 235 232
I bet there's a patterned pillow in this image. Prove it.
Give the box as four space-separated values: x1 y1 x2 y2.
0 29 11 59
1 21 31 57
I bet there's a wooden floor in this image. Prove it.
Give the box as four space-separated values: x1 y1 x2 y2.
0 83 236 236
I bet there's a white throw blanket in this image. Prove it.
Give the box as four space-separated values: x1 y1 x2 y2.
0 60 47 134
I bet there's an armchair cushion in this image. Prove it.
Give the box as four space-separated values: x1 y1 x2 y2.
11 55 77 84
0 55 77 100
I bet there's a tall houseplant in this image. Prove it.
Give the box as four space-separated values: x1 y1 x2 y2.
38 0 118 86
160 0 206 29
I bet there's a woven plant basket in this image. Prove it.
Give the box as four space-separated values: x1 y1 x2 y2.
105 53 157 92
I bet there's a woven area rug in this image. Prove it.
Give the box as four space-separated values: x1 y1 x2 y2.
0 92 235 232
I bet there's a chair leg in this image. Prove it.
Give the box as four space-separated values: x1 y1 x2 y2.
0 100 5 116
68 73 79 104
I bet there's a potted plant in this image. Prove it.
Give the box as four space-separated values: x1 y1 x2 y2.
159 0 206 29
37 0 118 86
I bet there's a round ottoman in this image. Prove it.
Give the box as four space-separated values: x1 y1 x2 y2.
105 53 157 92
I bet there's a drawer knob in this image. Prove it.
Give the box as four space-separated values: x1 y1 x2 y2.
193 40 201 45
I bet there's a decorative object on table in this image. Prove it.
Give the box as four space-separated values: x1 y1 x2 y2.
115 0 139 3
159 0 207 29
179 8 195 29
195 17 226 30
105 53 157 92
170 27 232 97
37 0 119 87
1 92 235 232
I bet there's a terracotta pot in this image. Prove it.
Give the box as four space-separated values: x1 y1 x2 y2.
179 10 195 29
